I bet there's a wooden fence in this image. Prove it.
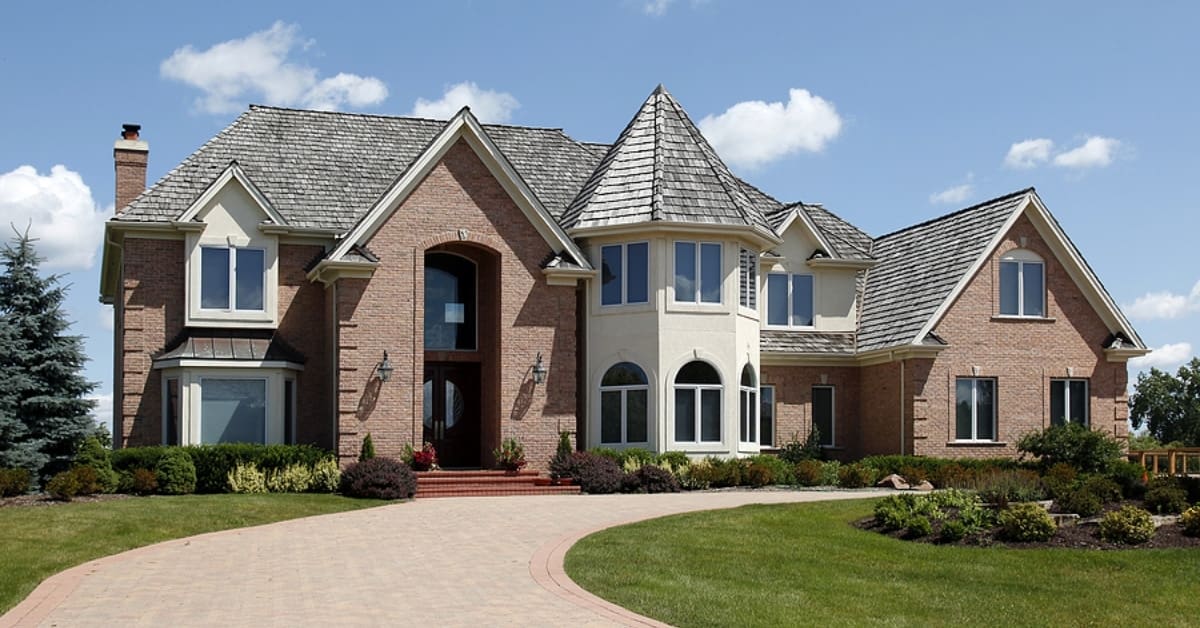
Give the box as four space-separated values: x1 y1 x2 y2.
1130 448 1200 475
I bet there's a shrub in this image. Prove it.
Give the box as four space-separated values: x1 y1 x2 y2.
129 468 158 496
744 462 775 488
939 519 967 542
1106 460 1147 499
819 461 841 487
905 515 933 539
110 446 169 476
339 457 416 500
778 426 822 464
975 470 1046 506
874 502 911 531
628 465 680 494
359 433 376 461
46 468 83 500
1017 423 1123 473
836 463 876 489
227 463 268 494
266 464 313 493
549 431 573 479
898 464 929 483
111 444 334 494
998 503 1056 542
655 451 690 473
1180 505 1200 537
1040 462 1078 499
620 448 657 468
793 460 824 487
746 455 794 485
74 436 118 493
309 458 341 493
1099 506 1155 544
155 449 197 495
702 458 747 488
0 467 31 497
676 461 712 490
1055 488 1102 517
1079 475 1122 503
563 452 623 494
588 448 622 464
1143 485 1189 514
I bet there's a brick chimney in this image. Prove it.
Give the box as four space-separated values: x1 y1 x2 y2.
114 124 148 211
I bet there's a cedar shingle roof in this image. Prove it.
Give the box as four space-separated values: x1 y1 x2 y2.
759 331 856 355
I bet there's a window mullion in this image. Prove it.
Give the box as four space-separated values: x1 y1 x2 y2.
228 247 237 311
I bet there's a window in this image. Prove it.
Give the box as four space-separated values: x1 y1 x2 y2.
739 248 757 309
1051 379 1089 426
164 378 181 446
739 365 757 443
425 252 477 351
200 246 265 311
955 378 996 441
999 250 1044 317
600 362 649 444
284 378 296 444
759 385 775 447
200 378 268 444
674 361 722 442
601 243 649 306
674 242 722 304
766 273 814 327
812 386 835 447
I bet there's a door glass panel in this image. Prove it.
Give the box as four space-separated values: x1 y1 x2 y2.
423 379 434 429
201 379 266 444
675 388 695 441
445 380 463 429
700 389 721 442
626 389 648 443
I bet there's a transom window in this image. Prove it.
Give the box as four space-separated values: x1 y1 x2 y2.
200 246 265 311
759 385 775 447
674 242 722 304
425 252 477 351
999 250 1044 317
674 361 722 443
601 243 649 306
955 378 997 441
813 386 835 447
1051 379 1089 426
739 365 757 444
766 273 814 327
739 248 757 309
600 362 649 444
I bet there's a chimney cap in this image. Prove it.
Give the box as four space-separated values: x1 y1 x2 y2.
121 124 141 139
115 123 148 152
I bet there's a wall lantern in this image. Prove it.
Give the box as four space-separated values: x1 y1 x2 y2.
532 352 547 385
377 351 394 382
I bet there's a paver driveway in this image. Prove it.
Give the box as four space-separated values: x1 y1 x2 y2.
3 489 879 627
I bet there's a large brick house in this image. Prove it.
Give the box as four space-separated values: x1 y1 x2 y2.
99 85 1148 468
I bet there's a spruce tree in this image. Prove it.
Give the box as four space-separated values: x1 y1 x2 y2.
0 229 96 480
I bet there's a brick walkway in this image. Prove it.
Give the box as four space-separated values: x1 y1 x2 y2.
2 489 879 627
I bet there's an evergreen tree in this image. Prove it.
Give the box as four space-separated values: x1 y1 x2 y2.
0 229 96 480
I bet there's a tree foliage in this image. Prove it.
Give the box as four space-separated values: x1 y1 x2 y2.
0 229 97 481
1130 358 1200 447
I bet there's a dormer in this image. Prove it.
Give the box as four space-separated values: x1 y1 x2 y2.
178 163 284 328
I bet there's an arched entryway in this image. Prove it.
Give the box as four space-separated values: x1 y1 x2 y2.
423 245 499 468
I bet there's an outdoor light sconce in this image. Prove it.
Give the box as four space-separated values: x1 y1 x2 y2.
377 351 394 382
532 352 547 385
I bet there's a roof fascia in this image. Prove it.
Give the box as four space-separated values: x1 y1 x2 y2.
570 220 781 248
854 344 947 366
152 359 305 371
177 162 287 226
306 259 379 286
777 207 838 257
806 258 878 270
760 352 858 367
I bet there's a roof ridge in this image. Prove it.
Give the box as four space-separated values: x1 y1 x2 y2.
650 91 665 221
246 103 569 133
874 187 1035 242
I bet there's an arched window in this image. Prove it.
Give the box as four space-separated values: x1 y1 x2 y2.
999 249 1044 317
425 252 477 350
739 365 757 444
600 362 649 445
674 361 722 443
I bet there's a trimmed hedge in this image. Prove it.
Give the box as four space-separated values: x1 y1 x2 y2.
112 444 334 494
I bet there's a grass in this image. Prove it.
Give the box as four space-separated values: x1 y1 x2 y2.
0 493 386 614
565 498 1200 626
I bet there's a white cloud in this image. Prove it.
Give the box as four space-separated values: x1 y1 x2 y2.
1124 280 1200 320
1004 138 1054 169
88 392 113 434
1053 136 1121 169
930 174 975 205
411 82 520 124
698 88 843 170
160 22 388 114
0 165 107 270
1130 342 1194 372
643 0 674 15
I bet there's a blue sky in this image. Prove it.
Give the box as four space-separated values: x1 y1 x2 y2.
1 1 1197 430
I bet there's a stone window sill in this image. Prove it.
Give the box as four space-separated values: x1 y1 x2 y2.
945 441 1009 447
990 316 1056 323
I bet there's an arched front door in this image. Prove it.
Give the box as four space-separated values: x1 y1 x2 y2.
423 363 480 468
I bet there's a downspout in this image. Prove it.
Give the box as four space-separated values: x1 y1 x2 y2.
899 359 905 455
105 230 124 449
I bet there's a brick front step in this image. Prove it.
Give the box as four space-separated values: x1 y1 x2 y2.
414 469 580 498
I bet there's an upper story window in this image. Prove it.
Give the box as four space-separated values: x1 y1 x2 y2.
674 360 722 443
200 246 265 311
766 273 813 327
1050 379 1089 426
601 242 649 306
739 248 757 309
600 362 649 445
674 242 722 304
999 249 1044 317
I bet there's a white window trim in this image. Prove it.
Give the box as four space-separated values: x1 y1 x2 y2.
812 385 836 448
999 250 1045 318
672 240 723 306
158 367 294 445
186 234 278 328
197 375 270 445
739 379 758 445
759 385 775 448
1051 378 1089 426
956 377 997 442
600 242 650 307
673 384 724 444
765 272 815 329
199 245 267 313
599 382 650 446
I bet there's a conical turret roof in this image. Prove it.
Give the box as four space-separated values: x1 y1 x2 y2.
562 85 776 234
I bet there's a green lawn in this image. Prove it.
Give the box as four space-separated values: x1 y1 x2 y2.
565 498 1198 627
0 494 386 614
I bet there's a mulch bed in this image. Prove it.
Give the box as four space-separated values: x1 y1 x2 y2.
0 493 134 509
856 500 1200 550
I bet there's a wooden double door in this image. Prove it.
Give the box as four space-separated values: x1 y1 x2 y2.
423 362 480 468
